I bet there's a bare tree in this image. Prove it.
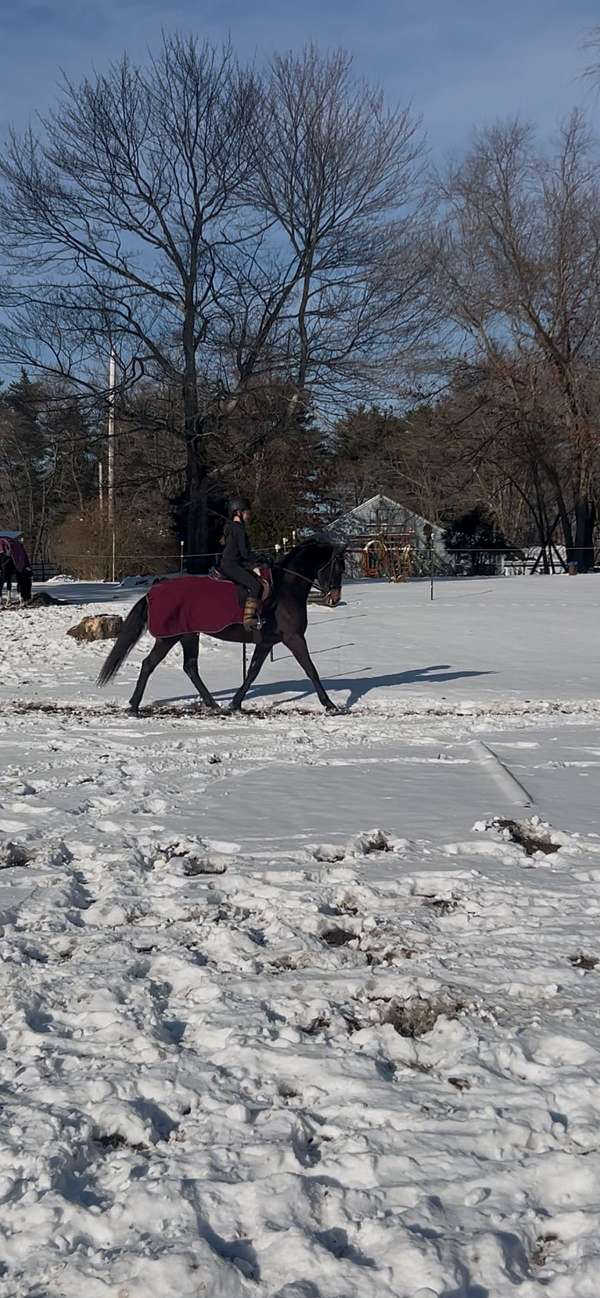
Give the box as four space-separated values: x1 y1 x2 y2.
434 113 600 568
0 36 431 565
236 48 433 399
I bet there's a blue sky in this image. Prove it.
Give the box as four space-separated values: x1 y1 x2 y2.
0 0 598 156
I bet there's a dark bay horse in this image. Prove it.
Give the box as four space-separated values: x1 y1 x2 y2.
98 539 345 713
0 539 32 603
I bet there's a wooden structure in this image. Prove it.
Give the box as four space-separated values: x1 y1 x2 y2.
360 534 413 581
329 494 445 580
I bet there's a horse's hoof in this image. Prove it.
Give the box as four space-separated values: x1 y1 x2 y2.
129 704 140 716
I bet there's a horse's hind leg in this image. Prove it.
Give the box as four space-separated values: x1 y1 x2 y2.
129 638 173 713
181 635 220 711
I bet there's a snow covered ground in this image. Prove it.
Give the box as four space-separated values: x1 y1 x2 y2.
1 573 600 1296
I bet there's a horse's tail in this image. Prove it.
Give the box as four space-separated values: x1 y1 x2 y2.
19 569 32 602
97 595 147 685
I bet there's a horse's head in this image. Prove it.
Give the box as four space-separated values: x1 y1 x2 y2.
317 545 345 607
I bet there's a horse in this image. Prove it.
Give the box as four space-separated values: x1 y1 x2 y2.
0 541 33 604
98 539 345 714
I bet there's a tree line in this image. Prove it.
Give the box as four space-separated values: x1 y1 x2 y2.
1 34 600 573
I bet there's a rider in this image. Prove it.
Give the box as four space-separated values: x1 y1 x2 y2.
220 496 263 634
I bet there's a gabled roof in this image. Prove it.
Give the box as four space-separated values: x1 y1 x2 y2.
331 493 439 533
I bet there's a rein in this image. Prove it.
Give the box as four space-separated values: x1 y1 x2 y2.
278 550 338 598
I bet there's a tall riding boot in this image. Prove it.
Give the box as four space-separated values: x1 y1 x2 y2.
243 597 260 635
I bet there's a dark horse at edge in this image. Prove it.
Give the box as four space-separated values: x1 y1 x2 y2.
98 540 345 714
0 540 33 603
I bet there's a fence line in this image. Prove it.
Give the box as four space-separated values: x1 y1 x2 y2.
27 545 599 586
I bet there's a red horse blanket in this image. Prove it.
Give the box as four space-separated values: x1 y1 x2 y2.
0 537 30 572
147 571 270 638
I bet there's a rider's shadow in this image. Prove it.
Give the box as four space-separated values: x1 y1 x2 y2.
215 663 495 709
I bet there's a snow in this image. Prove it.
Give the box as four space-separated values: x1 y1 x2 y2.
1 573 600 1295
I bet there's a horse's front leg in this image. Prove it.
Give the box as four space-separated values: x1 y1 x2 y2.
284 633 339 712
229 642 270 711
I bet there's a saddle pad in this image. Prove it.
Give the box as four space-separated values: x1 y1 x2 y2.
0 537 30 572
147 575 243 638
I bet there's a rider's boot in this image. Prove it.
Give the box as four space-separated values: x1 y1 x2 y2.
243 597 261 639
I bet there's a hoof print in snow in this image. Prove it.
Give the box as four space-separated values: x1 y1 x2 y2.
321 926 355 947
569 952 598 971
300 1013 330 1036
94 1130 148 1156
311 829 403 863
268 952 302 973
532 1232 561 1268
423 894 460 915
154 836 229 876
67 614 124 642
382 994 467 1038
0 840 31 869
365 944 415 966
348 828 395 856
311 843 346 863
181 854 227 876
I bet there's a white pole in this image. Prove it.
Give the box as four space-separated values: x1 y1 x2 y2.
107 349 116 527
98 459 104 510
107 348 116 582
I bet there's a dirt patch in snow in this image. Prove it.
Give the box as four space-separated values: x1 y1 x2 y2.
382 994 468 1037
494 818 561 856
0 841 32 869
569 952 599 971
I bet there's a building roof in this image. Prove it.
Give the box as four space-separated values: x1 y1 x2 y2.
0 529 23 540
330 494 441 537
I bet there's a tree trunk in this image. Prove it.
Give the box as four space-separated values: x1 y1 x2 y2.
182 357 211 574
574 497 596 572
545 467 575 565
185 437 210 573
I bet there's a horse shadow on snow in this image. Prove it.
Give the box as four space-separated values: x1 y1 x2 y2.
159 663 495 711
221 662 494 709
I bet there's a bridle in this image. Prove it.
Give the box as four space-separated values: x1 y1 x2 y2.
317 551 342 604
278 548 342 604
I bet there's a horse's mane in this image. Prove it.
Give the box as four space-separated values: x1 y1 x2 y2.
275 536 337 570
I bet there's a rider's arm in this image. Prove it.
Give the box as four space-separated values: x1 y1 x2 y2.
234 521 258 566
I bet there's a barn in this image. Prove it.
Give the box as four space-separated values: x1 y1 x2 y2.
328 493 445 580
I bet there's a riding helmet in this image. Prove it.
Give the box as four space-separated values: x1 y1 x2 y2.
228 495 252 518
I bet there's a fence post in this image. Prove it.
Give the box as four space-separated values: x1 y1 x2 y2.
423 524 434 601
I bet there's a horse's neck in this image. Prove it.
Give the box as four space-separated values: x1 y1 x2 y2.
281 547 327 590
